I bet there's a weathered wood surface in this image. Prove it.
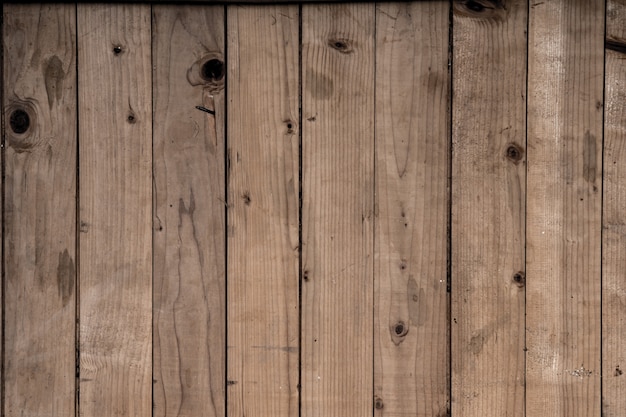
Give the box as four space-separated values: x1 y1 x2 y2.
226 5 300 417
603 1 626 416
301 4 375 416
451 1 527 416
526 0 604 415
77 5 152 417
3 4 77 416
152 6 226 417
374 2 450 416
2 2 626 417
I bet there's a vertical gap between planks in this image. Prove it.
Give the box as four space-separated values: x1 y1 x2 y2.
223 5 229 417
596 4 605 410
149 4 154 417
371 4 376 417
297 4 303 417
74 4 80 417
0 5 4 417
523 0 529 415
447 1 454 413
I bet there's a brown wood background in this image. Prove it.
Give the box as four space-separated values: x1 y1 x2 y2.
2 1 625 416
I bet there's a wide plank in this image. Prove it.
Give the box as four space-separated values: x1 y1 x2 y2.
526 0 604 415
226 5 300 417
451 1 528 415
77 5 152 417
152 5 226 417
301 4 375 416
374 2 450 416
3 4 77 416
603 1 626 416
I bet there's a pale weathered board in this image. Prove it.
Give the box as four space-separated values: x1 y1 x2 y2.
226 5 300 417
77 5 152 417
451 1 527 415
152 6 226 417
374 2 450 417
603 1 626 415
526 0 604 415
301 4 375 416
3 4 77 416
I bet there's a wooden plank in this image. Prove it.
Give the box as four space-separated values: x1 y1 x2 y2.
603 1 626 416
526 0 604 415
226 5 300 417
373 2 450 416
77 5 152 417
301 4 374 416
450 1 527 416
152 6 225 417
3 4 76 416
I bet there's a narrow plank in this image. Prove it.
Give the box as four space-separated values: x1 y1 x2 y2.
226 6 300 417
77 5 152 417
450 1 527 415
152 6 225 417
603 1 626 415
301 4 375 416
3 4 76 416
374 2 450 416
526 0 604 415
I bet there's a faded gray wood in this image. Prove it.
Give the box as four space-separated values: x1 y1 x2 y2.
451 1 527 415
374 2 450 416
152 5 226 417
3 4 77 416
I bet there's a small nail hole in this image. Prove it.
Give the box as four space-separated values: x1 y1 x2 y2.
127 114 136 124
513 271 526 287
113 46 123 55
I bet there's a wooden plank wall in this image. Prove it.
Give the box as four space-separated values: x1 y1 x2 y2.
2 2 625 417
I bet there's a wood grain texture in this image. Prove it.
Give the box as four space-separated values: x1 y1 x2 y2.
226 6 300 417
152 6 226 417
603 1 626 415
3 4 76 416
77 5 152 417
301 4 375 416
451 1 527 415
526 0 604 415
374 3 450 416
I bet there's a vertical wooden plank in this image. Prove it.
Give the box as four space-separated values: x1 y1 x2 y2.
152 6 225 417
226 5 300 417
301 4 374 416
374 2 450 416
526 0 604 415
77 5 152 417
451 1 527 415
3 4 76 416
603 1 626 416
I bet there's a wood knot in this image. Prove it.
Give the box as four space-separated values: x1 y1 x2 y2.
453 0 507 20
201 58 224 82
187 53 225 93
374 396 384 410
505 143 524 163
10 108 30 134
390 321 409 345
328 37 354 54
512 271 525 287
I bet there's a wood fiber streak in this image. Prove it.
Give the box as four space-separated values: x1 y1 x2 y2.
226 6 300 417
526 1 604 415
374 2 450 417
451 1 528 416
77 5 152 417
603 1 626 416
301 4 375 416
3 4 76 416
152 6 225 417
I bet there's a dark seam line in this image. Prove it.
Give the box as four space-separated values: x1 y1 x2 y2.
447 1 453 415
223 5 229 417
297 4 303 417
